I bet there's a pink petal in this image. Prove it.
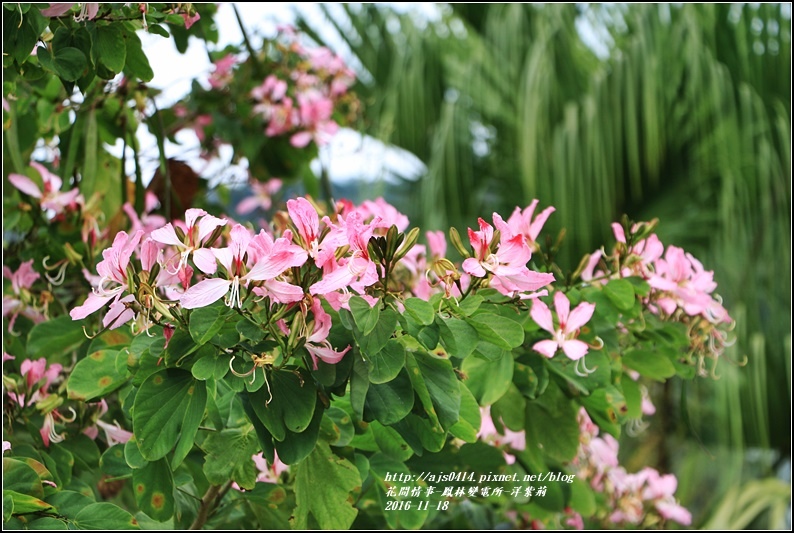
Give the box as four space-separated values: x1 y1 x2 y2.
8 174 42 198
290 131 313 148
566 302 596 332
180 278 230 309
462 257 487 278
70 292 114 320
611 222 626 243
192 248 217 274
103 294 135 329
561 339 589 361
151 224 183 247
530 298 555 334
533 339 559 358
255 279 305 304
553 291 571 326
40 3 76 17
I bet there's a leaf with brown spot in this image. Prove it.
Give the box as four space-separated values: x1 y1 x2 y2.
67 350 128 401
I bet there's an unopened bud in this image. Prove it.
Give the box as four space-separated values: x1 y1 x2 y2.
432 258 458 279
63 243 83 264
36 393 63 415
448 227 471 258
173 225 186 243
287 312 306 351
393 227 420 262
206 224 226 247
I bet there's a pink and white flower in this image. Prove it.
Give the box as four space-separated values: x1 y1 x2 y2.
531 292 596 361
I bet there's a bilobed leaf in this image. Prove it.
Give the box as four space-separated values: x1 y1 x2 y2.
579 385 627 438
202 427 259 490
273 400 324 465
364 368 414 425
26 316 87 363
132 458 173 522
349 295 380 335
3 458 43 498
410 350 461 429
368 453 429 529
67 349 127 401
122 28 153 81
188 304 230 345
99 445 130 479
292 441 360 530
449 382 482 443
525 382 580 464
132 369 207 461
248 370 316 441
368 339 405 384
72 502 140 529
603 279 635 311
3 490 53 515
353 308 397 357
437 316 479 359
403 297 435 326
460 350 514 406
467 312 524 350
95 25 126 73
622 348 676 382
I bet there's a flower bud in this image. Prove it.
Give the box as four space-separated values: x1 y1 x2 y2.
448 227 471 258
393 227 420 262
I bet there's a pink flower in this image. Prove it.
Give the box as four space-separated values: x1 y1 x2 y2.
251 451 289 484
180 225 306 309
477 406 526 465
8 162 82 215
236 179 283 215
151 208 226 275
309 212 378 296
123 192 166 238
462 214 554 297
303 298 351 369
2 441 10 454
40 3 99 21
181 10 200 30
286 198 344 269
208 54 236 88
70 230 144 326
506 200 555 249
531 292 596 360
290 90 339 147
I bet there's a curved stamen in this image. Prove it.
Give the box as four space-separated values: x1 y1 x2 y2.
574 356 596 377
228 356 256 382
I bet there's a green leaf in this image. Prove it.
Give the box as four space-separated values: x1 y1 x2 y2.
460 350 514 406
368 339 405 384
371 422 413 461
25 517 68 530
403 298 435 326
146 24 170 38
392 414 446 453
99 445 131 479
448 383 482 443
202 427 259 490
122 29 153 81
273 400 324 465
353 308 397 357
513 359 548 399
132 458 173 522
248 370 316 441
124 437 147 469
72 502 140 529
292 441 360 530
162 329 199 367
3 490 53 515
410 350 461 429
244 484 291 529
189 304 230 345
3 458 43 498
320 407 354 447
67 349 127 401
190 350 229 381
569 478 597 516
171 371 208 470
467 313 524 350
364 368 414 425
492 384 527 431
437 316 479 359
95 25 126 73
621 375 643 419
622 348 676 382
525 382 580 464
44 491 94 518
349 295 380 335
44 46 87 81
603 279 635 311
350 356 369 421
236 319 265 343
26 316 87 362
368 453 429 529
579 385 626 438
132 369 207 461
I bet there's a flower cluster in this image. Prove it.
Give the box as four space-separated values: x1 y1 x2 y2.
582 221 735 372
572 408 691 527
249 28 358 148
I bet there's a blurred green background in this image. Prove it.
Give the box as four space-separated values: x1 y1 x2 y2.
292 4 790 528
